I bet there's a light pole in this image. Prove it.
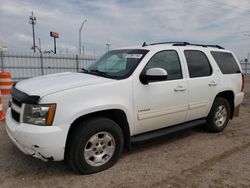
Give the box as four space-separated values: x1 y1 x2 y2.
106 43 111 52
38 38 42 52
29 11 36 53
79 19 87 55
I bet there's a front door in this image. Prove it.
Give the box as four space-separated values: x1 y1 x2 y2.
133 50 188 135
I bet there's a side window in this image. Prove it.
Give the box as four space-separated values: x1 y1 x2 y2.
184 50 212 78
144 50 182 80
211 51 241 74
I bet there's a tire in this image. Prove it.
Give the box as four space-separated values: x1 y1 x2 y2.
206 97 231 133
66 117 124 174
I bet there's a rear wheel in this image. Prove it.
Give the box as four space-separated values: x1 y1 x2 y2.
206 97 230 132
66 117 124 174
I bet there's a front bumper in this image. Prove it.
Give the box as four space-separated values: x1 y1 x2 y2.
5 108 69 161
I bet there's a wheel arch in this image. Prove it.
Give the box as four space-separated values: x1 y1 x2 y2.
65 109 131 159
214 90 235 119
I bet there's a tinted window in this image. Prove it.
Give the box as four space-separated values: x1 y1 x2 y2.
184 50 212 78
211 51 241 74
144 50 182 80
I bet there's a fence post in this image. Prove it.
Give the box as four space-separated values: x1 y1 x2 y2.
247 53 250 75
245 62 247 75
76 54 79 72
40 53 44 76
247 63 248 75
0 51 4 71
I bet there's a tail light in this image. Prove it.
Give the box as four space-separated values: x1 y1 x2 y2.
241 73 245 92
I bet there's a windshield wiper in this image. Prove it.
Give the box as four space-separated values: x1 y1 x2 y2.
80 68 89 73
89 69 110 78
80 68 110 78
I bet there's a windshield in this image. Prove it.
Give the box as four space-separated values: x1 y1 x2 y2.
83 49 149 79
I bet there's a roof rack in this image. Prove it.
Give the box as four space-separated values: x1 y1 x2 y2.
142 42 224 49
142 42 189 47
173 43 224 49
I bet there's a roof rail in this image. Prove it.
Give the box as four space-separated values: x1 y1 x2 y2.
142 42 147 47
142 41 224 49
150 42 190 46
142 42 189 47
205 45 224 49
172 43 224 49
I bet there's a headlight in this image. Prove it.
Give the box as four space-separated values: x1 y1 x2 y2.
23 104 56 126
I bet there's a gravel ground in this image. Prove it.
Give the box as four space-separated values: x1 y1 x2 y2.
0 76 250 188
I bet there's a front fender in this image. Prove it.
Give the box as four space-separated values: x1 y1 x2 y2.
68 104 133 133
40 79 134 135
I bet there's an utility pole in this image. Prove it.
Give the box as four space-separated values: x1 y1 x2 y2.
79 19 87 55
29 11 36 53
38 38 42 52
106 43 111 52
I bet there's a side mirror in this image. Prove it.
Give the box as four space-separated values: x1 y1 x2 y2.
140 68 168 84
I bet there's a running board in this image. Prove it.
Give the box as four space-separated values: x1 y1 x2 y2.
131 119 206 143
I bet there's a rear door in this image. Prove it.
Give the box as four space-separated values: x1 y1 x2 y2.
180 48 219 121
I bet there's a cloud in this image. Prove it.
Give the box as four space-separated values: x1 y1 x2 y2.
13 33 33 45
42 42 78 54
0 0 250 58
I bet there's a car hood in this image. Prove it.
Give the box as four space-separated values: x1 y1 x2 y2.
15 72 114 97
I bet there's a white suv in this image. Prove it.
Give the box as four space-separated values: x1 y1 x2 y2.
5 42 244 174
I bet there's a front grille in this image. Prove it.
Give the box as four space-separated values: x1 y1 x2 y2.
11 109 20 122
11 96 22 123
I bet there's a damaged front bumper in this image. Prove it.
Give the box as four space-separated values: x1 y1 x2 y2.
5 108 69 161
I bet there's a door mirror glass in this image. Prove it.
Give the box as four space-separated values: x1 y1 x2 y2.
140 68 168 84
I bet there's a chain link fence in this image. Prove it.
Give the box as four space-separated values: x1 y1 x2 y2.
240 62 250 75
0 51 249 81
0 51 97 81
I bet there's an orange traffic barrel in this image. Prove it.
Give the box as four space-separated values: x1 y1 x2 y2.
0 72 13 95
0 90 4 121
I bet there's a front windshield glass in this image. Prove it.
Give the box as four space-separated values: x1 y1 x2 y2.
84 49 148 79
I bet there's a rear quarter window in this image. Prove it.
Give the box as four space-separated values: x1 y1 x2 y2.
211 51 241 74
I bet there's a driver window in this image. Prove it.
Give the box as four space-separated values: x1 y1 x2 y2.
144 50 182 80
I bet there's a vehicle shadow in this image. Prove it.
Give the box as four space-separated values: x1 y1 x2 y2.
4 123 208 176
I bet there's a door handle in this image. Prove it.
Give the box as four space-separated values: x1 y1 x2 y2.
208 81 217 86
174 86 187 92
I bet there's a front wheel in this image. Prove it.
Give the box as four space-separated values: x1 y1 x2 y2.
66 117 124 174
206 97 231 132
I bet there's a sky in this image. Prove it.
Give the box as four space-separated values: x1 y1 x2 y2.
0 0 250 59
